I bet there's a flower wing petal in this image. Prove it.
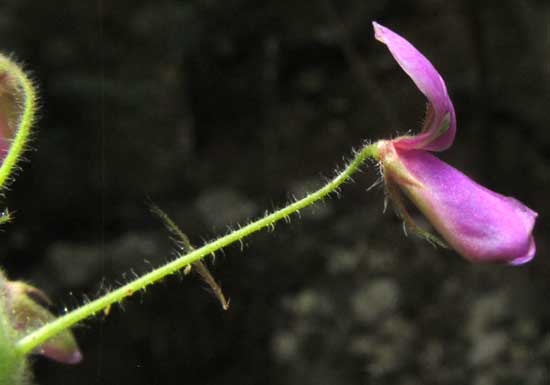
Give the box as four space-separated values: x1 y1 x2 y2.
388 148 537 264
373 22 456 152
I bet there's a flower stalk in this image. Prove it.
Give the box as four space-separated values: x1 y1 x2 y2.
15 142 379 356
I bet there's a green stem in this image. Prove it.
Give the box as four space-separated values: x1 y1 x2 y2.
15 142 379 355
0 56 36 189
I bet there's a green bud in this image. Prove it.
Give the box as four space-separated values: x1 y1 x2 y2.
0 270 82 384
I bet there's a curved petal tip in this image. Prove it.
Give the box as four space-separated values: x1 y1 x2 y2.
508 236 536 266
372 21 456 152
37 345 83 364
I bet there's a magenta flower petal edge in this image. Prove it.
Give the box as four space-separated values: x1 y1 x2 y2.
372 22 537 264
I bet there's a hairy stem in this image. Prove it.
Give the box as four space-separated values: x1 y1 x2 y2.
0 56 36 190
15 142 379 355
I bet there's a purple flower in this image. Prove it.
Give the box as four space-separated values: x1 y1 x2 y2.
372 22 537 264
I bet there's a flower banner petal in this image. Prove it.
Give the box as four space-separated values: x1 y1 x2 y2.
373 22 456 152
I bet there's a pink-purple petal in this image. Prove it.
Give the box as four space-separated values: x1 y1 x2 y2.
390 148 537 264
34 337 83 364
372 22 456 152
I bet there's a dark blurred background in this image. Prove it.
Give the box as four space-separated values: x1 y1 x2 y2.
0 1 549 384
